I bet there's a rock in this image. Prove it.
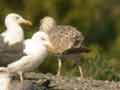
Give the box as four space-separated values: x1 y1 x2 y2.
24 72 120 90
0 72 120 90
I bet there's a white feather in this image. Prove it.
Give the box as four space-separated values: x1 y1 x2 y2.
0 72 11 90
1 13 24 46
8 31 49 73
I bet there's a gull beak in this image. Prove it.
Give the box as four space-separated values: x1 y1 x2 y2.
46 41 54 52
19 18 32 26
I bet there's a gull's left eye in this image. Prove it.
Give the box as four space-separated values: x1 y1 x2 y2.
41 37 46 41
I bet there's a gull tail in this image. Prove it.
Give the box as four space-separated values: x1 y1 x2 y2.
63 47 91 55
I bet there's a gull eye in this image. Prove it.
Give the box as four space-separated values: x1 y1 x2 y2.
41 37 46 41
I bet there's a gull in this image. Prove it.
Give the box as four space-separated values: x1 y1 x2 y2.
40 16 90 77
7 31 54 82
0 13 32 66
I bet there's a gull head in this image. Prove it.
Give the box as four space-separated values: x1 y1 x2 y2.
2 13 32 46
40 16 56 32
5 13 32 27
33 31 54 52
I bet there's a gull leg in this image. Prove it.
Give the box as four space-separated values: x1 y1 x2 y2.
78 65 84 78
56 58 62 77
75 57 84 78
18 71 24 82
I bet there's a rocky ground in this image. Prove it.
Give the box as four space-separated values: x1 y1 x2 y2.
19 72 120 90
1 72 119 90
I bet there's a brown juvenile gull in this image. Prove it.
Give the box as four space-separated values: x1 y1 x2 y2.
40 16 90 77
7 31 54 82
0 13 32 66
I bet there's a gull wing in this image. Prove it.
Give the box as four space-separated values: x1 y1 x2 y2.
8 55 34 73
0 35 25 66
63 47 91 55
48 25 84 53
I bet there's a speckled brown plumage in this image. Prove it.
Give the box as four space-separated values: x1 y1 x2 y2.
45 25 84 54
40 16 84 54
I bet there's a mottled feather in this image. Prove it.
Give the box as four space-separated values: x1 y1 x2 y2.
46 25 84 53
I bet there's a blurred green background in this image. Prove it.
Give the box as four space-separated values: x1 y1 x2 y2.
0 0 120 81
